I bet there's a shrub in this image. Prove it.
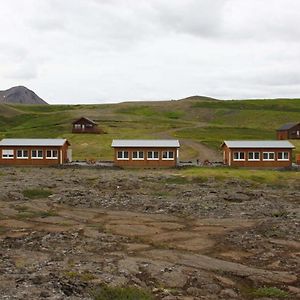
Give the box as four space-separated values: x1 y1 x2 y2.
22 188 52 199
249 287 289 298
91 286 154 300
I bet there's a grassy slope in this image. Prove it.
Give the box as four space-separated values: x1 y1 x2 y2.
0 98 299 160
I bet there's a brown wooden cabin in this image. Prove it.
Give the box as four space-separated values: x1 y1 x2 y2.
276 122 300 140
111 139 180 168
72 117 102 134
222 140 295 168
0 138 71 166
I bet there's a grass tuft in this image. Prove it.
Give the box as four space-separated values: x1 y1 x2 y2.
22 188 52 199
91 285 154 300
247 287 289 298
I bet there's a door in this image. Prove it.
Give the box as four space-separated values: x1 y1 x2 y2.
67 149 72 162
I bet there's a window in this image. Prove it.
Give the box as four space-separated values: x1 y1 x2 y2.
147 151 159 160
31 149 43 159
46 150 58 159
162 151 174 160
263 152 275 161
16 149 29 159
132 151 144 160
74 124 81 129
2 149 14 159
248 152 260 161
278 152 289 161
117 151 129 160
233 152 245 161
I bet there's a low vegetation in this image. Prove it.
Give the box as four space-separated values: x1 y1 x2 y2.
246 286 289 298
0 98 299 160
180 167 300 185
22 188 52 199
91 286 154 300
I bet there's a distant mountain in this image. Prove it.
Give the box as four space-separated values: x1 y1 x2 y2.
0 86 48 105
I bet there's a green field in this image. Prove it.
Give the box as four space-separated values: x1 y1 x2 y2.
0 97 299 160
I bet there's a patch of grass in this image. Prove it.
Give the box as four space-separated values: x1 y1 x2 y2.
64 270 96 281
164 111 184 119
180 167 300 185
116 106 156 117
247 287 289 298
91 285 154 300
22 188 52 199
16 210 57 220
164 176 190 184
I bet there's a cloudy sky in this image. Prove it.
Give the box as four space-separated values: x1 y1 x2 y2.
0 0 300 104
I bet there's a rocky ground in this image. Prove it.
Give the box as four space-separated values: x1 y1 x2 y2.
0 167 299 300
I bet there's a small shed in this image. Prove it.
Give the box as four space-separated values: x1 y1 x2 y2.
72 117 103 134
221 140 295 168
0 138 71 166
276 122 300 140
111 139 180 167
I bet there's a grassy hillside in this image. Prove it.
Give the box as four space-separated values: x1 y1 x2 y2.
0 98 299 160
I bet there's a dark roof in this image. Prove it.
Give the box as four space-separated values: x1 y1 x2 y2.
72 117 97 125
277 122 300 131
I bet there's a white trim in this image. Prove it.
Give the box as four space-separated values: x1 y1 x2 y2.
147 151 159 160
262 152 275 161
248 152 260 161
46 149 58 160
31 149 43 160
277 152 289 161
117 151 129 160
233 151 245 161
132 151 144 160
162 151 175 160
60 150 63 165
2 149 14 159
16 149 29 159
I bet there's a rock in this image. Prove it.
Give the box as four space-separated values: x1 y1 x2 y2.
219 288 238 298
39 291 50 298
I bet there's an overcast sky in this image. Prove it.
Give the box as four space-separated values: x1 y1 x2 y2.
1 0 300 104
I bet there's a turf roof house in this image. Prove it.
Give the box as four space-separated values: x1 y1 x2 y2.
222 140 295 168
72 117 103 134
112 139 180 167
276 122 300 140
0 139 71 166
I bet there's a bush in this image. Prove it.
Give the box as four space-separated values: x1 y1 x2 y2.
91 286 154 300
249 287 289 298
22 188 52 199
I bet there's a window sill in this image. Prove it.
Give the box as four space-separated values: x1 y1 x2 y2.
162 158 175 160
147 158 159 160
117 158 129 160
46 157 58 160
132 158 145 160
16 157 29 159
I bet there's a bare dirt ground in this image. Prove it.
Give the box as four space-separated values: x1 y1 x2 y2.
0 167 299 300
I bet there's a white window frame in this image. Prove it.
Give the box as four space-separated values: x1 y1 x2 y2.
277 152 289 161
263 152 275 161
162 151 175 160
2 149 14 159
233 152 245 161
16 149 29 159
74 124 81 129
31 149 44 160
132 151 144 160
147 151 159 160
46 149 58 160
117 151 129 160
248 152 260 161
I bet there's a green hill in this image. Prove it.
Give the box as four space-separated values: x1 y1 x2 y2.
0 98 299 161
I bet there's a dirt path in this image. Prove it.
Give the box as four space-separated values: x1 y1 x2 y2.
155 125 221 161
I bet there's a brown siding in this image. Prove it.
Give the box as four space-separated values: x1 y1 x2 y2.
113 147 178 168
222 145 293 168
296 154 300 165
277 124 300 140
0 142 69 166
